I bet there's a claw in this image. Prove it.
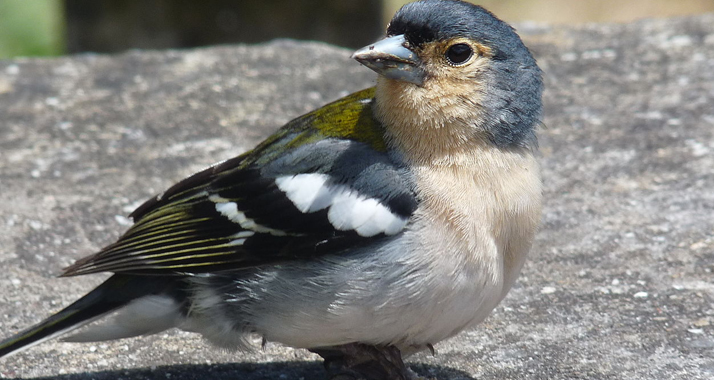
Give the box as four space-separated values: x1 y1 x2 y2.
312 343 420 380
426 343 435 356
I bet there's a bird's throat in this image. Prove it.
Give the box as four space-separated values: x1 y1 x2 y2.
374 77 491 166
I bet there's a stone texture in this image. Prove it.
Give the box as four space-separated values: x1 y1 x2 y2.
1 13 714 380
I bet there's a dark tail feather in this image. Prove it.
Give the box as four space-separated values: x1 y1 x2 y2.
0 274 176 358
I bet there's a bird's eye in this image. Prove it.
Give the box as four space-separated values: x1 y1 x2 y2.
445 43 473 66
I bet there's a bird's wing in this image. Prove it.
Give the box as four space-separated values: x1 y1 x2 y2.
62 88 418 277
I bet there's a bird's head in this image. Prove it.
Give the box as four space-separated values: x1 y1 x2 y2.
353 0 542 161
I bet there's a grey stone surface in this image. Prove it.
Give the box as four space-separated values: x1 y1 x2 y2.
1 13 713 380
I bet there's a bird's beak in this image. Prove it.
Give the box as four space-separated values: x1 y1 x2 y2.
352 35 425 86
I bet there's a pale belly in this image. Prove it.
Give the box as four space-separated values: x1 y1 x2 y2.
185 222 510 351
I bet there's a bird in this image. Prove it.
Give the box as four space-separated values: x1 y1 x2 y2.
0 0 543 379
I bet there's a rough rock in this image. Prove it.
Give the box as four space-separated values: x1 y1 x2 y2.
1 13 713 380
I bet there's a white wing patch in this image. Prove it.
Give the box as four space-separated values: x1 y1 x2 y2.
274 174 332 212
275 173 408 237
211 195 287 236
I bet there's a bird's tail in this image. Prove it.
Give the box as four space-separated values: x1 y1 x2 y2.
0 274 181 358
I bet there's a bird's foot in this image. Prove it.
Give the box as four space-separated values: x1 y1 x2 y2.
311 343 427 380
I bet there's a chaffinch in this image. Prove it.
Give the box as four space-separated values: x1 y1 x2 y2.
0 0 543 379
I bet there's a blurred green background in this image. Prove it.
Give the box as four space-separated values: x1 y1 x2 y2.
2 0 714 59
0 0 64 58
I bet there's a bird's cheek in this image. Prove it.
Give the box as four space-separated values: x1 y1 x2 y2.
418 76 461 101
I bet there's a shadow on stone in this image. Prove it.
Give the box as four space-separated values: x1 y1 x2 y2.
9 361 475 380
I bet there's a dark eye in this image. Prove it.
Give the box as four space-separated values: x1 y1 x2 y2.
446 43 473 65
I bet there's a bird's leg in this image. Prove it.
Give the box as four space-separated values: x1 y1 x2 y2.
311 343 424 380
